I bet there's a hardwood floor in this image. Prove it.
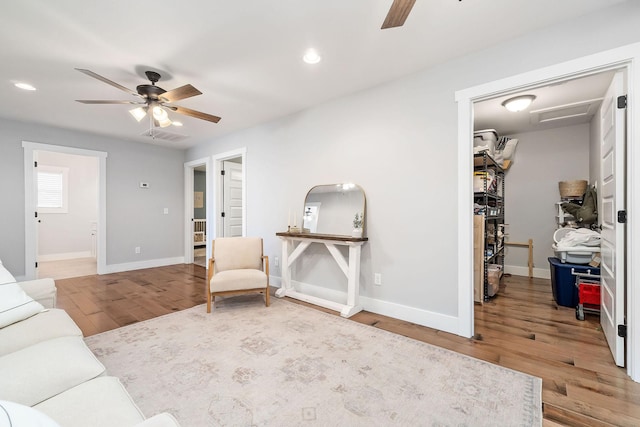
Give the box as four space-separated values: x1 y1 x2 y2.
55 265 640 426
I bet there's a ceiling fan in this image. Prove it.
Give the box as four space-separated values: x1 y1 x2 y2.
382 0 416 29
382 0 461 29
75 68 221 129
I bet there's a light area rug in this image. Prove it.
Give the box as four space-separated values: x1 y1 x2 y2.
85 296 542 426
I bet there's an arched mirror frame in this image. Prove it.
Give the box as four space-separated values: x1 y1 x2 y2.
301 183 366 238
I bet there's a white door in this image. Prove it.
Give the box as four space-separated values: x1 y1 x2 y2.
222 161 243 237
599 71 626 367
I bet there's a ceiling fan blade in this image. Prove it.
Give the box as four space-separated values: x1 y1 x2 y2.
169 105 221 123
75 68 140 97
381 0 416 29
159 84 202 103
75 100 144 104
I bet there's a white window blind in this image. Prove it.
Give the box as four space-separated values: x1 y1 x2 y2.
37 166 69 213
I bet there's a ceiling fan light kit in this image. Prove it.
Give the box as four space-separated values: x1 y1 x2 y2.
502 95 536 112
75 68 221 137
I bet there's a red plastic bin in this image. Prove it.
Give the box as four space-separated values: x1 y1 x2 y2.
578 282 600 308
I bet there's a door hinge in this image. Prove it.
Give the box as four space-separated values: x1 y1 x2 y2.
618 324 627 338
618 210 627 223
221 212 226 218
617 95 627 109
221 170 226 176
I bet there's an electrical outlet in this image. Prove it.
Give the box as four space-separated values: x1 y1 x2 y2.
135 246 141 254
374 273 382 285
274 256 279 267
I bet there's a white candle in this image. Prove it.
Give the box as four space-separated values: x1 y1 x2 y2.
294 211 297 226
288 209 291 226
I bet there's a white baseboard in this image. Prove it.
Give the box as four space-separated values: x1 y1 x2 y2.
271 279 459 336
38 251 93 262
104 257 185 274
504 264 550 280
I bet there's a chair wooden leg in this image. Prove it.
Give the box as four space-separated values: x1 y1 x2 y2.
207 291 212 313
265 287 270 307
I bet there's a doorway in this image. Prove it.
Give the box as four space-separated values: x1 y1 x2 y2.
36 150 99 279
22 141 107 280
456 44 640 381
471 69 627 368
184 157 210 267
213 148 247 239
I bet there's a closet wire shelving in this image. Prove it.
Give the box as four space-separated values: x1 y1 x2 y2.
474 152 505 301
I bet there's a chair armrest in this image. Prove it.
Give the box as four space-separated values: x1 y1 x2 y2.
207 257 215 283
262 255 269 279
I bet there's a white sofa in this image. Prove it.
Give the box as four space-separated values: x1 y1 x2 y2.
0 260 180 427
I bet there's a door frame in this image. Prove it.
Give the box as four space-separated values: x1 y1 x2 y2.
22 141 108 277
212 148 247 239
455 42 640 381
184 157 211 264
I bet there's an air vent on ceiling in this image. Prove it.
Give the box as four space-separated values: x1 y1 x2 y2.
530 98 603 125
140 129 189 142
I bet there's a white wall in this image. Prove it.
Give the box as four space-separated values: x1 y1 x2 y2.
186 1 640 334
0 118 186 276
503 124 590 277
37 151 98 259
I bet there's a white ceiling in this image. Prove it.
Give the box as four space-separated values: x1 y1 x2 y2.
0 0 626 149
474 70 617 136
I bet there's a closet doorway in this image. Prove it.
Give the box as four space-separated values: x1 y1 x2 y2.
471 67 628 368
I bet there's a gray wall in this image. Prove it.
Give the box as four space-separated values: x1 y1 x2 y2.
504 124 590 275
186 2 640 324
37 151 98 258
0 118 186 275
194 170 206 220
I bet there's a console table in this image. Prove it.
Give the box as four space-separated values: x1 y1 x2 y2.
275 232 368 317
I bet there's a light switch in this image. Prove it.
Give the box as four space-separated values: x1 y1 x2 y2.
163 208 169 214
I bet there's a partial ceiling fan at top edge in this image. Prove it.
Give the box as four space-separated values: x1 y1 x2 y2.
382 0 416 29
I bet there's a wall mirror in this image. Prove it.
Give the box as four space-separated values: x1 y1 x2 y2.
302 183 366 236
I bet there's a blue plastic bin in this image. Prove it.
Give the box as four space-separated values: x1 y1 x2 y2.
548 257 600 308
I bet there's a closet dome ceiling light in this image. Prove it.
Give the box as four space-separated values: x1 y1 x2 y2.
502 95 536 112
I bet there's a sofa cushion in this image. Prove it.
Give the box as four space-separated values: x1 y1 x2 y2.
35 376 145 427
19 278 57 309
211 269 268 292
0 263 16 285
0 400 61 427
0 282 44 328
0 309 82 356
0 336 105 406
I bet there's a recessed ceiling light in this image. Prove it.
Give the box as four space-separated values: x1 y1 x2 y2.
303 48 321 64
502 95 536 112
172 121 183 127
15 82 36 91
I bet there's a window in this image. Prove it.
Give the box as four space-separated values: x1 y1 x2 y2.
37 165 69 213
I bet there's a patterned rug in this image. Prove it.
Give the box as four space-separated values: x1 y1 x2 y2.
85 297 542 426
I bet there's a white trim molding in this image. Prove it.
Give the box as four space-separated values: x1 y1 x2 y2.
104 256 185 274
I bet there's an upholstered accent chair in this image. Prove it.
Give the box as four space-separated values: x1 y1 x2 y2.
207 237 270 312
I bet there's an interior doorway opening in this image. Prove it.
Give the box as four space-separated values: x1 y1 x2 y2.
213 148 247 239
470 67 628 369
184 157 210 267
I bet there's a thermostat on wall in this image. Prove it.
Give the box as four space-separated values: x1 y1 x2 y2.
140 182 150 188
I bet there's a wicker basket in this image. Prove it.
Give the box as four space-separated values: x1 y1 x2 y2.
559 180 588 198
